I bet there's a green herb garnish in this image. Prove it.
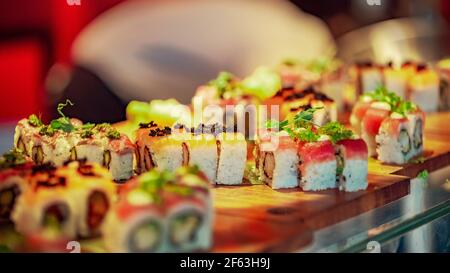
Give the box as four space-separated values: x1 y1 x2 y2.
57 99 74 118
0 149 27 169
365 87 417 116
417 170 429 180
39 125 57 137
80 129 94 139
208 72 236 98
295 128 320 142
318 122 354 144
50 117 75 133
28 114 43 127
106 129 120 139
82 123 95 130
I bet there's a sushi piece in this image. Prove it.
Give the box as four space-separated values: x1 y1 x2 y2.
351 62 384 94
257 132 299 189
180 132 218 183
12 165 79 239
335 139 368 192
12 161 116 239
361 103 391 157
215 132 247 185
383 65 413 99
103 166 212 253
297 140 337 191
351 87 425 163
0 149 33 222
375 109 425 164
409 65 440 113
103 197 165 253
59 161 116 238
349 97 372 135
135 122 184 173
14 108 134 181
267 86 338 126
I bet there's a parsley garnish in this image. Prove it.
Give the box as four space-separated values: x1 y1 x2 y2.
417 170 429 180
317 122 354 144
28 114 43 127
0 149 27 169
365 87 417 116
208 72 236 98
265 107 354 143
106 128 120 139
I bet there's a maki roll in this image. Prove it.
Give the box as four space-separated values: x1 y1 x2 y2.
335 139 368 192
104 197 165 253
135 122 184 173
297 140 337 191
103 166 212 253
0 149 32 222
215 132 247 185
264 108 368 192
409 65 440 113
383 64 413 99
354 62 384 94
375 109 425 164
257 132 299 190
12 165 79 239
13 102 135 181
269 86 338 126
349 97 372 135
361 103 391 157
351 87 425 164
59 161 116 238
180 133 218 183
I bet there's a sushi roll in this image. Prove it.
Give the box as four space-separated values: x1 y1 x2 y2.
335 139 368 192
103 167 212 253
351 87 425 163
59 161 116 238
14 110 134 181
383 65 412 99
268 86 338 126
104 198 165 253
14 116 42 156
297 140 337 191
409 65 440 113
0 149 33 222
361 103 391 157
257 132 299 189
215 132 247 185
180 133 218 183
349 97 372 135
135 122 184 173
375 109 425 164
12 165 79 239
350 62 384 94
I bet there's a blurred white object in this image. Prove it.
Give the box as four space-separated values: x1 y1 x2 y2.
73 0 336 104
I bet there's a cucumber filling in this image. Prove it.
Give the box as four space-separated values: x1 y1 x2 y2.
169 211 202 246
399 129 411 155
129 220 162 252
0 185 20 219
42 203 70 230
413 120 423 149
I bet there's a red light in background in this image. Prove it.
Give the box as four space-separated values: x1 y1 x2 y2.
0 39 46 123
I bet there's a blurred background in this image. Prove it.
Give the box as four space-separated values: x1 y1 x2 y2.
0 0 449 126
